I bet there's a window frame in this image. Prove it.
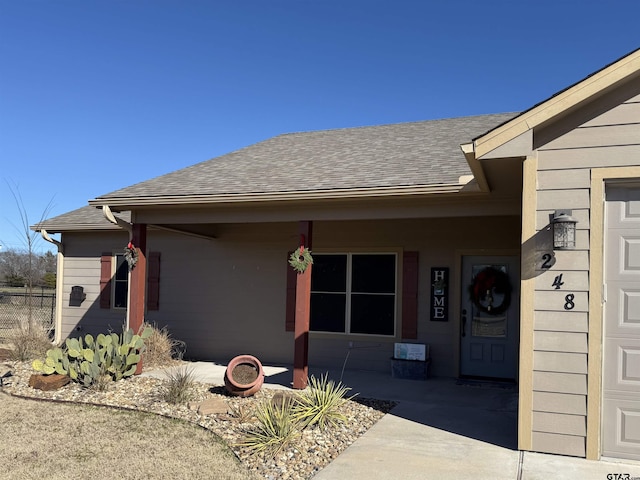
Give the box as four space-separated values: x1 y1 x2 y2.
310 251 398 337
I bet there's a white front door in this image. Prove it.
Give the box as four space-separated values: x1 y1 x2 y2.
460 255 519 380
602 186 640 460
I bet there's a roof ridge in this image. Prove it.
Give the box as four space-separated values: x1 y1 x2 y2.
276 112 520 137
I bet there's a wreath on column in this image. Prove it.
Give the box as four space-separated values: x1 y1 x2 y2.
288 246 313 273
469 266 512 315
124 242 138 271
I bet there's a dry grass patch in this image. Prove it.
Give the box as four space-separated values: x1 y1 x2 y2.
142 323 185 369
0 392 260 480
5 324 52 361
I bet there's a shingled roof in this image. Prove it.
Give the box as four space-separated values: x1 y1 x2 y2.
89 112 516 207
34 205 130 232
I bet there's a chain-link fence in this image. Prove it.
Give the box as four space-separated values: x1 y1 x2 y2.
0 289 56 341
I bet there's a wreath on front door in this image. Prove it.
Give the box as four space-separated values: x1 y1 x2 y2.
469 266 512 315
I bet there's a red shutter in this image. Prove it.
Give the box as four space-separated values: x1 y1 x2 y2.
100 253 112 309
285 252 296 332
401 251 419 339
147 252 161 311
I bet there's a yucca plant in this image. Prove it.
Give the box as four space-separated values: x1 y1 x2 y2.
292 373 355 430
239 398 300 457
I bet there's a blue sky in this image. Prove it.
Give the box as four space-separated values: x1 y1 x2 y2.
1 0 638 253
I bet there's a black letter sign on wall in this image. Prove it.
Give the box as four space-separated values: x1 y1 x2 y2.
430 267 449 321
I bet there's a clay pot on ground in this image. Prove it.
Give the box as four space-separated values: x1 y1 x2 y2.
224 355 265 397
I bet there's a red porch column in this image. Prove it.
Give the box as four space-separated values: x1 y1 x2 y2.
130 223 147 374
293 221 312 389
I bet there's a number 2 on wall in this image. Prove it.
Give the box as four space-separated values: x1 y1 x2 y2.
541 253 553 269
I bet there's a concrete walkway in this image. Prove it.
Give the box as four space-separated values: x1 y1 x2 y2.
143 362 640 480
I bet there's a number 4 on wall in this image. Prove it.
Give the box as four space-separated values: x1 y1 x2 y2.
552 274 564 290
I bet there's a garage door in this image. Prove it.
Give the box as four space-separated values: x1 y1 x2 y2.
603 185 640 460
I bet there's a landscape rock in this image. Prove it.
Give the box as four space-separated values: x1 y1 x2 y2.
197 398 228 415
28 374 71 391
272 391 297 408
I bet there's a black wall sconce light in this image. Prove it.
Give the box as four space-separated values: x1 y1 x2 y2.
551 210 578 250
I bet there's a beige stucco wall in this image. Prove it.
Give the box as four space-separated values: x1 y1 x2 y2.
525 91 640 458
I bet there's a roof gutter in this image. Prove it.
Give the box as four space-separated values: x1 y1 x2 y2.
88 183 475 209
102 205 133 235
39 228 64 254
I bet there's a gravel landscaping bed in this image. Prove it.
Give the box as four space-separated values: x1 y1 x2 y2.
1 360 395 480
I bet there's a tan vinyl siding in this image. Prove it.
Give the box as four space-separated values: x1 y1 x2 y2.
538 145 640 170
59 232 128 338
533 291 588 312
534 271 588 291
581 99 640 127
533 332 588 353
534 310 588 333
537 169 591 190
533 351 587 374
532 432 585 457
536 209 590 231
536 189 590 211
539 123 640 151
533 411 586 436
533 391 586 415
528 89 640 458
533 372 587 395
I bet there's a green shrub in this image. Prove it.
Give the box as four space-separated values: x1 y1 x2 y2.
43 272 56 289
292 373 354 430
162 366 195 404
239 398 300 458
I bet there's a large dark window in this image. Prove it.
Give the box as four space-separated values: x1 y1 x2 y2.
311 253 396 335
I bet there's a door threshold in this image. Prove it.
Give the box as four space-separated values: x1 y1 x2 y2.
456 376 517 389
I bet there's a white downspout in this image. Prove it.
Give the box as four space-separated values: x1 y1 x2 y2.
102 205 133 235
39 229 63 345
102 205 133 329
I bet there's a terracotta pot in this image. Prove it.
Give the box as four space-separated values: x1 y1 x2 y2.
224 354 265 397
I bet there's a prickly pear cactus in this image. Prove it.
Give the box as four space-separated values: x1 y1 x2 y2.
32 347 68 375
31 327 150 388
